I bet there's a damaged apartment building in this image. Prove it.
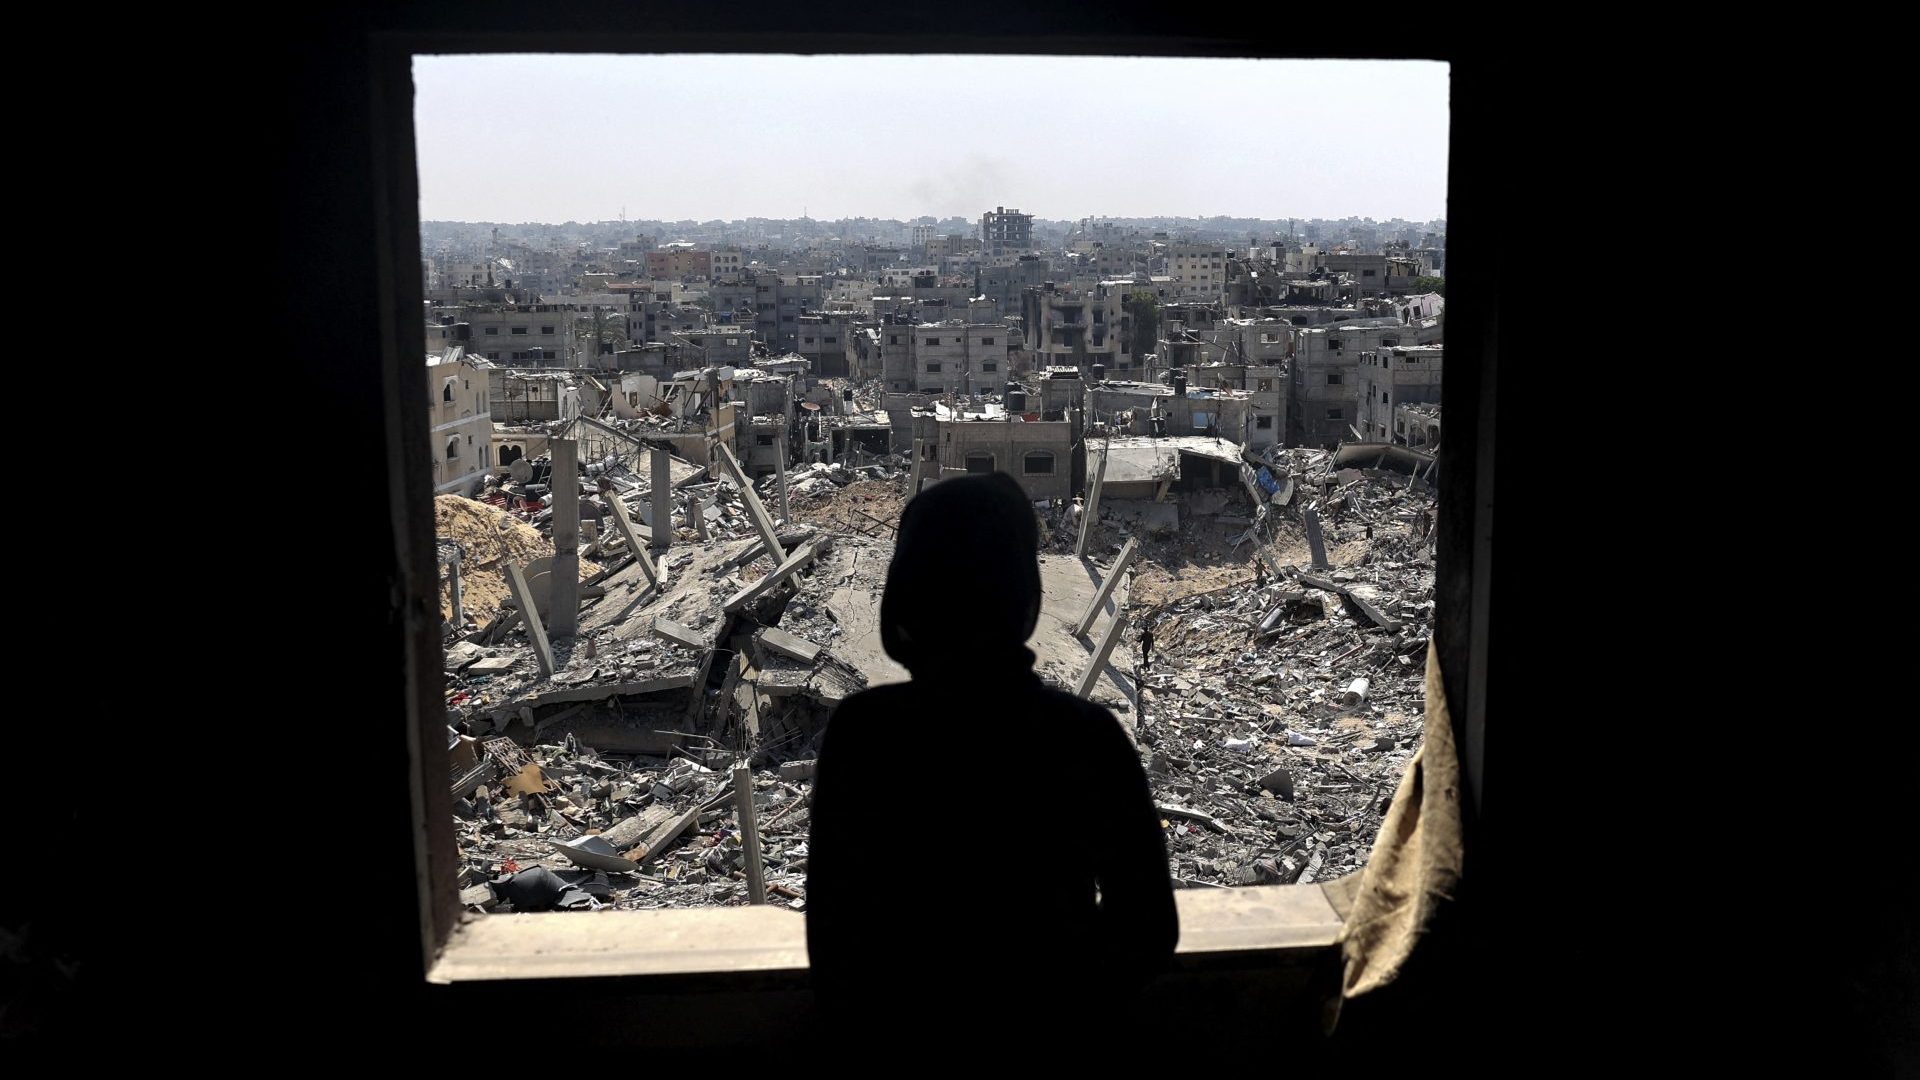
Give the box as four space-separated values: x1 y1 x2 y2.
1021 279 1140 380
1287 318 1442 449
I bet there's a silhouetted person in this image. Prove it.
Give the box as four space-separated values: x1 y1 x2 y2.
807 473 1178 1056
1139 624 1155 671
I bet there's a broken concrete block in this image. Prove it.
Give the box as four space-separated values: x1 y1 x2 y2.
1258 766 1296 801
757 626 821 665
778 760 816 781
651 618 707 651
445 641 486 670
467 656 517 675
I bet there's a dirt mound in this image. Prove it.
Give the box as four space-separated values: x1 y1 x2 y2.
436 495 600 626
792 477 908 537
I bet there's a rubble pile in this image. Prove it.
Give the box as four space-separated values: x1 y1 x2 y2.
450 732 816 912
1135 455 1437 888
440 427 1441 913
786 475 910 537
436 495 601 625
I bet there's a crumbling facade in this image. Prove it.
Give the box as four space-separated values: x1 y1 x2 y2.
1354 345 1442 443
1285 321 1439 448
1021 280 1136 379
980 205 1034 256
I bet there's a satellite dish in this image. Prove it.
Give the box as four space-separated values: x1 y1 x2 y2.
510 458 534 482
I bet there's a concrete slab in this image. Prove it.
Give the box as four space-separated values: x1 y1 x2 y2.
756 626 821 665
1074 537 1139 638
467 656 518 675
723 536 826 613
652 618 708 651
1032 554 1136 721
824 589 910 690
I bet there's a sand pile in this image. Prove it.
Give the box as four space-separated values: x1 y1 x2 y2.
436 495 600 625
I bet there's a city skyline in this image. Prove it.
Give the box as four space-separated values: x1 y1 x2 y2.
414 55 1449 224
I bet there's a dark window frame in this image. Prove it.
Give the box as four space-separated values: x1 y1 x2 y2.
352 26 1490 1034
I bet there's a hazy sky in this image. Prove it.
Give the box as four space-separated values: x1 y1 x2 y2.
414 55 1447 224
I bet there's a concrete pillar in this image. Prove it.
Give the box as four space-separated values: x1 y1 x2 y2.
1076 447 1107 557
713 443 785 563
504 561 555 677
1074 537 1139 638
908 437 925 496
734 763 767 905
447 549 464 633
604 485 660 590
1074 610 1129 699
774 426 791 524
549 438 579 638
1303 505 1329 569
690 491 709 541
650 445 673 554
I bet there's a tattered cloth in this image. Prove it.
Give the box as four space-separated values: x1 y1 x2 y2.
1329 637 1464 997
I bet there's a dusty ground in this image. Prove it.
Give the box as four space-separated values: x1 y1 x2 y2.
790 477 908 538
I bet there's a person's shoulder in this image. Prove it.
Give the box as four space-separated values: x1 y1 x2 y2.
1034 684 1131 737
834 682 916 717
821 683 911 744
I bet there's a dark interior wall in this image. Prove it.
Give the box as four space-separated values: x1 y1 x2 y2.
129 6 1909 1069
266 7 1495 1053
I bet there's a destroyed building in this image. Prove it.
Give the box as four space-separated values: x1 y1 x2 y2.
1021 279 1138 379
1354 345 1442 443
1087 374 1256 446
904 397 1072 502
1394 401 1441 449
1286 320 1443 448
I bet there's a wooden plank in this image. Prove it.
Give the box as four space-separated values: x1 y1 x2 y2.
600 805 677 854
633 806 701 865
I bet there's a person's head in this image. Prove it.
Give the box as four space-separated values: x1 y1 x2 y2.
881 472 1041 675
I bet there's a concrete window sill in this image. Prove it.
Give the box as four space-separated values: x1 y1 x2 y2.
427 881 1343 984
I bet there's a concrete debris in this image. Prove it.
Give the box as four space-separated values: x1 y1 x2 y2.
1133 447 1436 889
450 735 816 912
441 410 1437 908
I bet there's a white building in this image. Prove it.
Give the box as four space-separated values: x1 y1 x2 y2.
427 348 495 495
